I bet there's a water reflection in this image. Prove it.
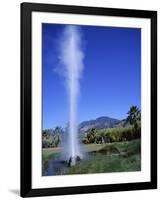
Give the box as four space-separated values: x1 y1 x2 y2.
42 159 68 176
42 152 95 176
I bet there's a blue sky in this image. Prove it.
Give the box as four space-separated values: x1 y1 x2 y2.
42 24 141 129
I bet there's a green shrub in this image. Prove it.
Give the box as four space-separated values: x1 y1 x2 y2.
82 123 141 144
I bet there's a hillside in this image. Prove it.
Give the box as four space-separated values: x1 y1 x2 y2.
79 116 121 134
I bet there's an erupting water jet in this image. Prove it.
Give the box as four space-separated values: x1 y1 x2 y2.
57 25 84 166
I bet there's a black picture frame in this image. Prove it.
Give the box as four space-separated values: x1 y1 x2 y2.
21 2 157 197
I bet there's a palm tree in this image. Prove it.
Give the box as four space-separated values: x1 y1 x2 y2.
126 106 141 125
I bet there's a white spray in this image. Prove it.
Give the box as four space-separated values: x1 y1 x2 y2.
57 25 84 165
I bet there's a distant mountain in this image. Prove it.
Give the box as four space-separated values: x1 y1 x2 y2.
113 119 129 128
79 116 121 134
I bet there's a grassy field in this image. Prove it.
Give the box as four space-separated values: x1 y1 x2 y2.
42 144 106 160
42 139 141 175
42 147 61 160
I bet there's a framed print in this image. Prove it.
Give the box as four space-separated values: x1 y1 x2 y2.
21 2 157 197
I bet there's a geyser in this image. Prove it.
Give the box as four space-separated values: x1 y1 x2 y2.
58 25 84 165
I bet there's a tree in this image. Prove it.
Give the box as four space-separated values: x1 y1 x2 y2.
42 127 62 148
54 126 63 135
87 128 97 143
126 106 141 125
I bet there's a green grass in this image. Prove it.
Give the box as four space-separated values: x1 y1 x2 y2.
42 147 61 160
64 154 140 174
83 143 106 152
42 139 141 175
42 144 106 160
63 139 141 174
97 139 141 156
